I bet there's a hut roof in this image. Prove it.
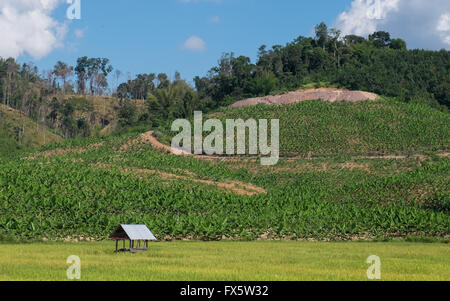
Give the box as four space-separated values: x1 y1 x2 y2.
111 224 157 241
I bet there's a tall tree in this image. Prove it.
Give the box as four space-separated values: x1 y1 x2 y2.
75 56 88 94
76 57 112 95
53 61 73 93
329 28 342 67
157 73 169 89
315 22 329 51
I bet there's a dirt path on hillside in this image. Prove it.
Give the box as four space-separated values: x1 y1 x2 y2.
122 131 235 161
137 131 449 162
93 163 266 196
231 88 379 108
119 131 179 154
27 142 104 159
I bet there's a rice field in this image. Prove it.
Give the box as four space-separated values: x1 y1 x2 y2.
0 241 448 281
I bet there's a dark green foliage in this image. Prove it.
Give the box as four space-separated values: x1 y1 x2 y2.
390 38 407 50
49 100 91 138
118 100 137 126
369 31 391 48
117 73 156 100
194 24 449 110
76 118 90 137
75 56 113 95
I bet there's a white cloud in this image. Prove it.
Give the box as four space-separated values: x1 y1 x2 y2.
437 13 450 32
209 16 221 24
335 0 450 49
0 0 67 59
182 36 206 51
336 0 399 36
74 28 86 39
436 13 450 45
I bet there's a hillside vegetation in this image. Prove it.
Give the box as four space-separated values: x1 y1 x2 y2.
1 25 448 152
0 115 448 240
0 23 448 243
161 98 449 157
0 104 63 157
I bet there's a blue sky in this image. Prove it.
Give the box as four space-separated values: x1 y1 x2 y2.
18 0 354 83
4 0 449 86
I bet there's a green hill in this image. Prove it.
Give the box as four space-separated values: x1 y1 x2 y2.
160 98 449 157
0 97 448 241
0 104 63 157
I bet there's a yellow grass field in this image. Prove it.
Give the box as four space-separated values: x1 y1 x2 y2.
0 241 448 281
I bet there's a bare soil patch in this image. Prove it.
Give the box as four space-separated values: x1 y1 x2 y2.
126 131 244 163
27 142 104 159
119 131 189 155
231 88 379 108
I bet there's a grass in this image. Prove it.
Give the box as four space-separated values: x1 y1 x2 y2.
64 94 148 134
0 241 448 281
0 104 63 157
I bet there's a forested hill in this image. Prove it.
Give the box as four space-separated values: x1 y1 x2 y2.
0 22 448 145
194 26 449 110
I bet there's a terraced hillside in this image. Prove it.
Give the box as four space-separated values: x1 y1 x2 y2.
0 97 448 241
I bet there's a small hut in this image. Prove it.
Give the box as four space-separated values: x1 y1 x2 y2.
110 224 156 253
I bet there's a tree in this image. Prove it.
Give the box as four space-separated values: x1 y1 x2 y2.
135 73 156 99
174 71 181 82
344 35 366 45
53 61 73 93
257 45 272 72
75 56 88 94
329 28 342 67
118 100 137 125
60 103 76 138
369 31 391 48
0 59 6 103
117 82 129 99
77 118 90 137
87 57 99 94
94 73 108 96
249 71 278 96
118 73 156 100
390 38 407 50
2 58 19 106
148 78 201 120
75 57 112 95
113 69 122 93
87 58 113 95
157 73 169 89
315 22 329 51
47 97 60 123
